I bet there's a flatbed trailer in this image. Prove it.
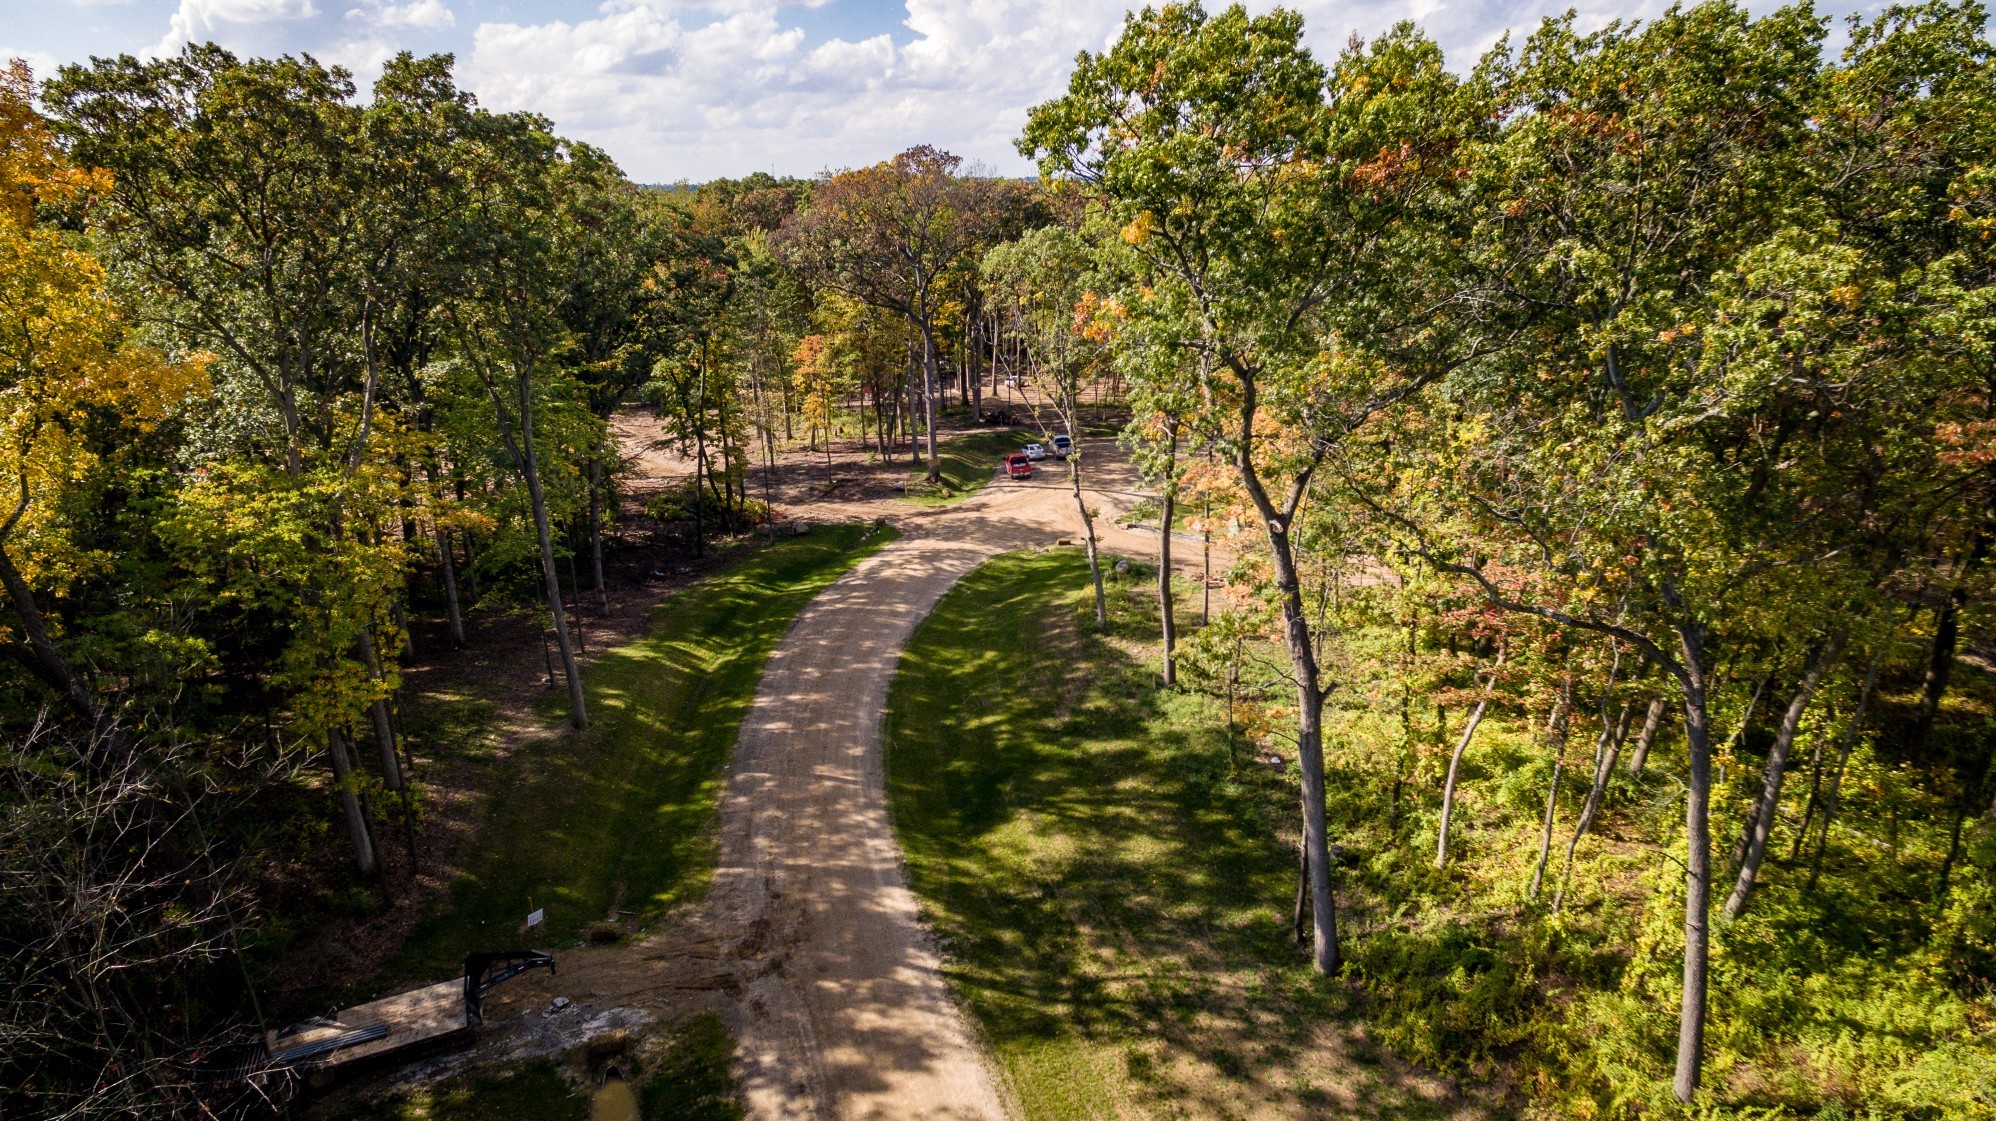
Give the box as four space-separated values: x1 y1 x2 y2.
268 976 471 1086
191 950 555 1112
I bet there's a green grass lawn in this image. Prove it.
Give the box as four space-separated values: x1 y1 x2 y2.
883 550 1463 1120
388 523 894 983
903 429 1033 504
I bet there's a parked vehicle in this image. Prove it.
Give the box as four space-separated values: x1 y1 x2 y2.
1051 433 1073 458
1004 453 1032 479
1024 443 1047 461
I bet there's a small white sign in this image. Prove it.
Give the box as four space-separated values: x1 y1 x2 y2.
526 908 544 929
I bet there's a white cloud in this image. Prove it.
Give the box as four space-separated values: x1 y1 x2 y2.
153 0 317 56
347 0 455 32
1 47 63 80
463 0 1121 182
146 0 461 77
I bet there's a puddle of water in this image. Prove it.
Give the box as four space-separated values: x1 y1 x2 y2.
590 1071 639 1121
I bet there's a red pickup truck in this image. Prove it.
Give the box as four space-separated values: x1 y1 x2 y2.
1004 453 1033 479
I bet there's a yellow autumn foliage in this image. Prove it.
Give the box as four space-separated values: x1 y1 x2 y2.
0 60 205 588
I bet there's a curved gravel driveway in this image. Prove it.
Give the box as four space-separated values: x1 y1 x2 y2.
714 447 1169 1121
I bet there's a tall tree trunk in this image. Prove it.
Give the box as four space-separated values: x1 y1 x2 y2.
1070 455 1108 634
327 730 378 877
1202 491 1212 626
0 537 102 728
1937 806 1968 900
588 457 608 612
1724 633 1846 919
714 387 738 534
1157 432 1180 686
1158 489 1177 686
491 363 588 731
1911 594 1961 752
1554 700 1636 912
914 353 926 466
358 628 403 792
1436 647 1505 869
1529 683 1575 901
436 523 466 648
1673 622 1717 1105
1913 533 1987 749
1280 539 1338 974
1291 843 1310 945
1626 696 1666 776
970 313 984 422
1230 374 1338 973
690 364 709 559
921 318 942 483
462 525 478 607
1808 652 1884 891
702 442 729 530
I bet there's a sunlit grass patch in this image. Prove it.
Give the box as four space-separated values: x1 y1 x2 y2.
388 523 895 983
884 549 1465 1119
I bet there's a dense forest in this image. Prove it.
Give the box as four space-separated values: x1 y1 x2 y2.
3 0 1993 1117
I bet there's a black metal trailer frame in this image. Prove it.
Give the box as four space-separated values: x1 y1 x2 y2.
187 950 556 1114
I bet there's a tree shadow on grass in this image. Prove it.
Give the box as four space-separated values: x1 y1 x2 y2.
887 550 1482 1119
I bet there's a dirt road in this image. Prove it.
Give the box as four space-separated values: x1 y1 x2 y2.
441 443 1186 1120
719 450 1179 1120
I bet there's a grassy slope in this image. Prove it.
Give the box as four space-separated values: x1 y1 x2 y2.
884 550 1463 1120
903 429 1031 504
390 523 894 982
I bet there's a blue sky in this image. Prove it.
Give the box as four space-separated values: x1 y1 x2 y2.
3 0 1887 183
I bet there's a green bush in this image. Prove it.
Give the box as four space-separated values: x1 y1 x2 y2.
643 479 770 526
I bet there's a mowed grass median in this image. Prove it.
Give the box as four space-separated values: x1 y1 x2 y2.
883 550 1469 1120
903 429 1030 504
391 522 894 981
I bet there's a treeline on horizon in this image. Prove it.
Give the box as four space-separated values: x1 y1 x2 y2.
2 0 1993 1117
